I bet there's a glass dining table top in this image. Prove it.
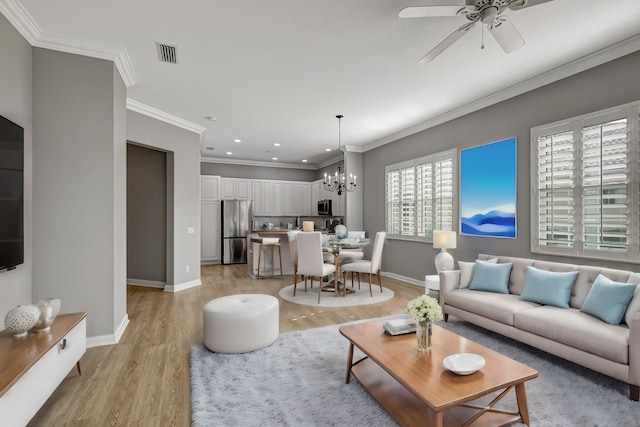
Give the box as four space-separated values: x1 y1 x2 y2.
323 237 371 250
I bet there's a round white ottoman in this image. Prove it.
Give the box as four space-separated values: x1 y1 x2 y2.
203 294 279 353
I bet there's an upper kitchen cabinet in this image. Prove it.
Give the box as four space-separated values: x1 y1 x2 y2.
252 180 273 215
201 175 221 200
221 177 252 200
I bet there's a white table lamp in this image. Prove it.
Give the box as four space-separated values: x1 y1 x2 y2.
433 230 457 273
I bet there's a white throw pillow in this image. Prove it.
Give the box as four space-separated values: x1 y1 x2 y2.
458 258 498 289
625 273 640 326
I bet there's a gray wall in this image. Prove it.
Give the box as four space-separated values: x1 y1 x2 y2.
0 15 32 322
127 144 166 283
201 162 317 181
364 50 640 282
128 111 201 289
32 48 127 340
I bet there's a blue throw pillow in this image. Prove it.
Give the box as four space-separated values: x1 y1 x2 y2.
469 262 512 294
581 274 637 325
519 266 578 308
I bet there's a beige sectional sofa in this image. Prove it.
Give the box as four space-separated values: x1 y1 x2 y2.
439 254 640 400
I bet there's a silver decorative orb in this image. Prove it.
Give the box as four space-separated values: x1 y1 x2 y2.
4 305 40 337
32 300 56 333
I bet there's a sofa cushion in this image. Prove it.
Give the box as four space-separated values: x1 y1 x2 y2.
469 262 512 294
514 305 630 364
458 258 498 289
625 273 640 326
580 274 636 325
519 266 578 308
445 289 539 325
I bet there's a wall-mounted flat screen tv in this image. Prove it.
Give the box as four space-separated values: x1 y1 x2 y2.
0 115 24 271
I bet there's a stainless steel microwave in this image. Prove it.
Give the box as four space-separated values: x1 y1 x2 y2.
318 199 332 216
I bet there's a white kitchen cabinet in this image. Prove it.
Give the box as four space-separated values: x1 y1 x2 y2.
201 175 220 200
282 181 293 215
201 200 220 263
297 182 312 216
272 181 283 215
221 177 252 200
252 180 273 215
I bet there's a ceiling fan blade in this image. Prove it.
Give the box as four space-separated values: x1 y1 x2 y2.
508 0 553 11
399 5 475 18
488 16 525 53
419 21 476 63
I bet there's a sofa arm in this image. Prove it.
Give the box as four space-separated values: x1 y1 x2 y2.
439 270 461 307
630 311 640 388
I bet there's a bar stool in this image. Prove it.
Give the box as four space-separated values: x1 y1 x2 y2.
254 237 283 279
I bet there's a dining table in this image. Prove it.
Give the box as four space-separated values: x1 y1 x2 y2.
322 237 371 296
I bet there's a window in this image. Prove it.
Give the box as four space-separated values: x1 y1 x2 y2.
531 101 640 262
385 150 456 241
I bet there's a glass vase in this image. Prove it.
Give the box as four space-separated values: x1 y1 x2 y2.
416 320 432 352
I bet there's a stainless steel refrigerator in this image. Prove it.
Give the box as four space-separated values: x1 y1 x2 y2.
221 200 253 264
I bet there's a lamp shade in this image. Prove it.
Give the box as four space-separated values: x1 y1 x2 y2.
433 230 457 249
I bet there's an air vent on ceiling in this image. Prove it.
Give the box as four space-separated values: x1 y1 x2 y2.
156 42 178 64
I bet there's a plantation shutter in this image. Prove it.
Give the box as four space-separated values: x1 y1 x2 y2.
385 149 456 241
535 129 575 249
581 117 628 252
434 158 454 233
416 163 432 237
532 101 640 262
386 169 400 235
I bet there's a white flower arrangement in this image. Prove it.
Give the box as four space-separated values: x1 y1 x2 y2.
405 294 443 324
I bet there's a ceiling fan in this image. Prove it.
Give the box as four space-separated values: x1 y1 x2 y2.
399 0 553 63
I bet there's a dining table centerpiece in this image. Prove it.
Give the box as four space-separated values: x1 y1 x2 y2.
405 294 443 352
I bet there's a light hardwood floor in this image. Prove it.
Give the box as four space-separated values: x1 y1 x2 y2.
28 264 423 426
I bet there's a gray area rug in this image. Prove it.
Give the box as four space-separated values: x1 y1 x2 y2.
190 318 640 426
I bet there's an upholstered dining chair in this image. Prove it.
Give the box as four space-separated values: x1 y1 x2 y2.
340 231 386 297
296 232 336 304
287 230 305 296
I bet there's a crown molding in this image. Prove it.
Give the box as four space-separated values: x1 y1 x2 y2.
363 33 640 153
200 156 317 170
343 144 363 153
0 0 137 87
127 99 207 140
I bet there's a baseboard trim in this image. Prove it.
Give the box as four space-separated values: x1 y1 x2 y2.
164 279 202 293
381 271 425 288
86 313 130 348
127 278 166 289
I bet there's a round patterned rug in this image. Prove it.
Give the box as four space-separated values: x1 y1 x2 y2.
278 279 395 307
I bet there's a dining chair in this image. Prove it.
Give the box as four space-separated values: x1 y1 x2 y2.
287 230 305 296
340 231 386 297
296 232 336 303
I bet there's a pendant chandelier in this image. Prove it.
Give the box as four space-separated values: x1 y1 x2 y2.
324 114 356 195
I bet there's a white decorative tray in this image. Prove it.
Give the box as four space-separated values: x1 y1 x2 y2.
443 353 486 375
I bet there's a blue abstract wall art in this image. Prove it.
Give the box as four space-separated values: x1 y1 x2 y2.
460 137 517 238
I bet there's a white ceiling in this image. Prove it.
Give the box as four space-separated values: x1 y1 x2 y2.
5 0 640 168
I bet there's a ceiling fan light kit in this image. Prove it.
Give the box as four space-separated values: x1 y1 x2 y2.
400 0 553 62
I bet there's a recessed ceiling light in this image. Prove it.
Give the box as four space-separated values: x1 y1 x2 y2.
234 139 241 143
274 143 280 147
272 157 278 161
226 151 232 155
302 159 308 163
205 116 216 122
325 148 332 152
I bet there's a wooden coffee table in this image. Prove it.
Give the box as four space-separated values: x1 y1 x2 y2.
339 321 538 427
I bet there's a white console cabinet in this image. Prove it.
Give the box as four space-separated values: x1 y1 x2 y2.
0 312 86 427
